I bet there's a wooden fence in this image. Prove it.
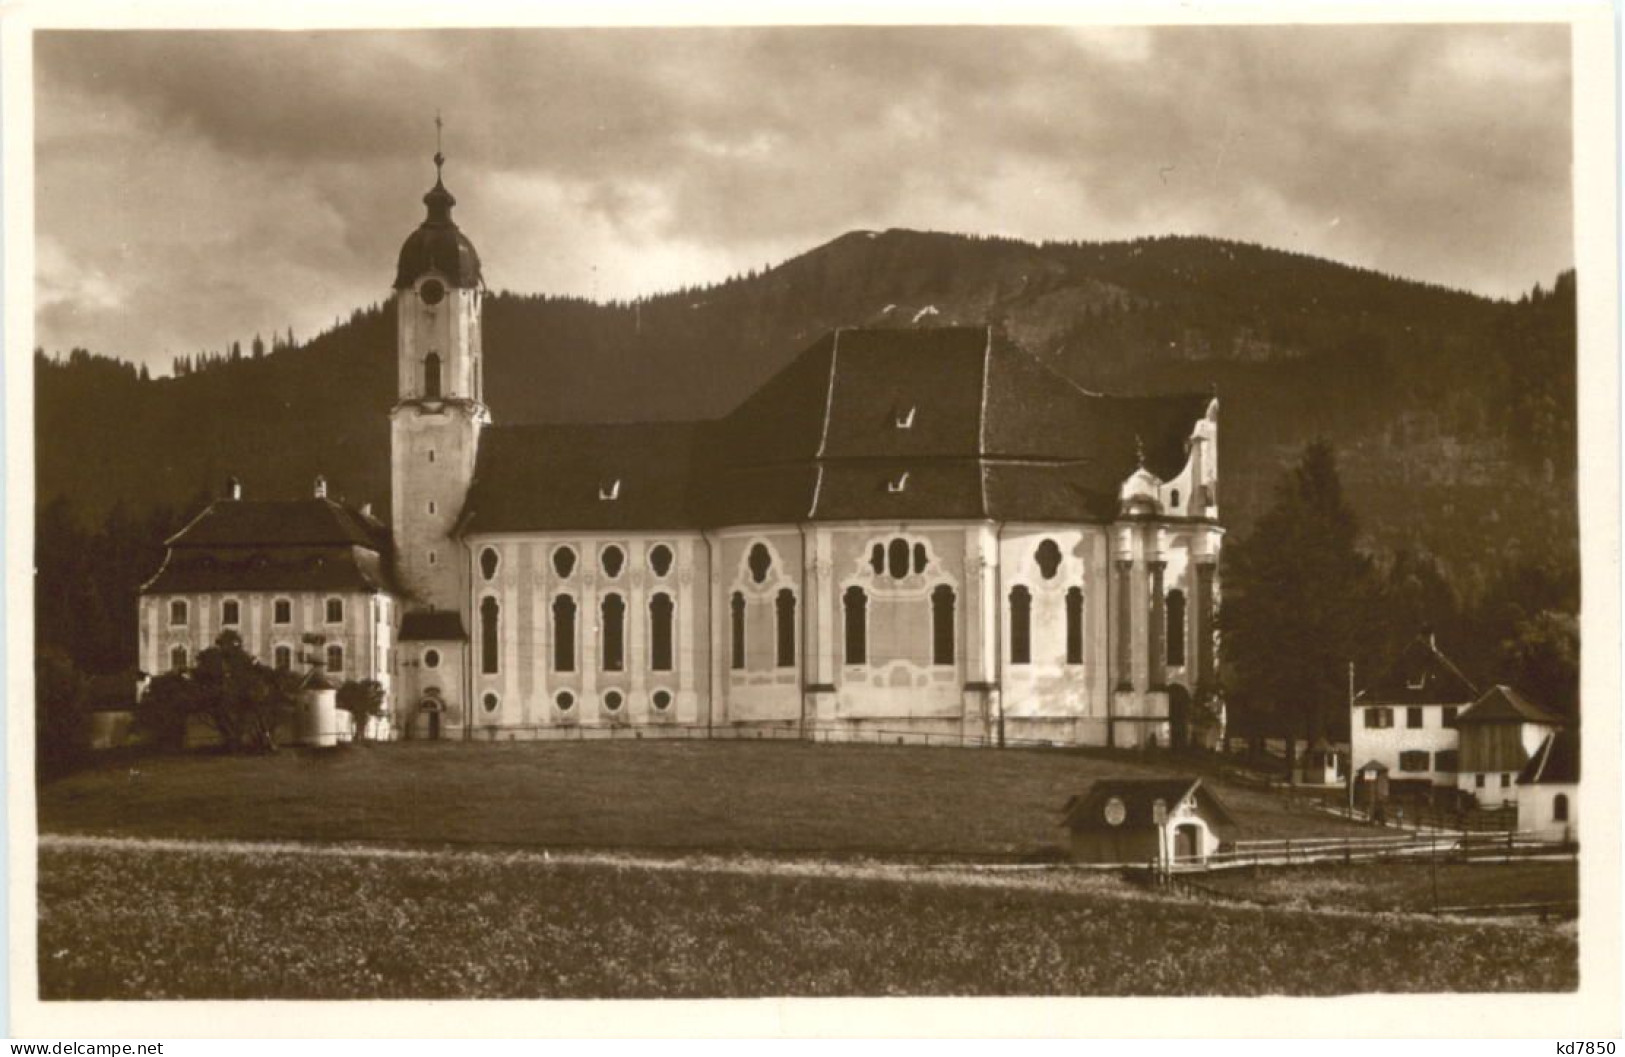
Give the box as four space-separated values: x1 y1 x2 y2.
1158 830 1574 875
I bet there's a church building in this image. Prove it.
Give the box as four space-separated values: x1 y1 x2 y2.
141 155 1225 749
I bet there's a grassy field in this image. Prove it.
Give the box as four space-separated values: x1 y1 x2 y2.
39 741 1369 859
37 841 1578 999
1196 860 1579 914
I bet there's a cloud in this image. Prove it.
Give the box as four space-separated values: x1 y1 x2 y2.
34 24 1573 372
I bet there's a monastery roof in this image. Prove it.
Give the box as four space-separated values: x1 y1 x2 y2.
1457 684 1565 727
1356 634 1479 706
141 495 393 595
164 497 389 550
140 544 393 595
1059 777 1235 832
462 326 1215 533
1517 728 1579 786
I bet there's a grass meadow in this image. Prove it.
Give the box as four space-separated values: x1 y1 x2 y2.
38 842 1579 999
38 740 1369 857
1196 860 1578 914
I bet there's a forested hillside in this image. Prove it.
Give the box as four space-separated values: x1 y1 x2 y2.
35 229 1577 680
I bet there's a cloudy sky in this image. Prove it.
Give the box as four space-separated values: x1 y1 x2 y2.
35 23 1572 373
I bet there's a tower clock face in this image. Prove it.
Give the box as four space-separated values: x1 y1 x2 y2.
420 279 445 306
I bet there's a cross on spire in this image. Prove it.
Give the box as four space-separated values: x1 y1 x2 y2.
433 110 445 177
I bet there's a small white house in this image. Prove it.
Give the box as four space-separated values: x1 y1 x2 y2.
1350 634 1477 792
1516 728 1578 844
1060 777 1236 865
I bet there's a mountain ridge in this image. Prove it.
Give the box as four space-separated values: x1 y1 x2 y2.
36 227 1575 599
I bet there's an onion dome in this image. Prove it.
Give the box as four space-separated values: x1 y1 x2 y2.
394 151 482 290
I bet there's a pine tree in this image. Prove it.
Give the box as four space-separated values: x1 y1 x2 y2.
1220 441 1380 761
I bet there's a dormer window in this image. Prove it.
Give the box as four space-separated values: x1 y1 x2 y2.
599 478 621 501
894 405 916 429
887 471 910 493
1407 673 1427 691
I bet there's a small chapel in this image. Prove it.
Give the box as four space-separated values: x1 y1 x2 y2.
139 154 1225 750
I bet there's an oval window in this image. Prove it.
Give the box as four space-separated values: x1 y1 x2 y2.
423 648 441 669
1104 797 1126 826
652 689 673 711
601 545 625 578
555 690 575 712
552 546 577 578
1035 539 1063 580
420 278 445 305
479 547 499 581
482 692 499 713
648 544 674 577
748 543 772 584
913 542 928 575
603 689 624 712
869 543 886 575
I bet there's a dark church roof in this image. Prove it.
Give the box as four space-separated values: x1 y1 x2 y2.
141 496 393 596
399 611 469 642
1356 634 1479 706
1060 777 1235 832
461 326 1215 533
1517 728 1579 786
394 165 482 290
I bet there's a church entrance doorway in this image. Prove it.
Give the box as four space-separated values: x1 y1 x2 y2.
418 696 445 741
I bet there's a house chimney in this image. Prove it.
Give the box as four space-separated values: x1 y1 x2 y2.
226 476 242 501
313 475 328 499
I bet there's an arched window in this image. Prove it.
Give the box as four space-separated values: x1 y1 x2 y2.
775 588 797 668
931 585 956 666
1166 589 1187 667
1009 585 1032 665
843 586 868 665
649 593 675 672
887 538 910 580
1553 794 1569 822
1035 539 1063 580
170 645 188 671
169 599 188 626
748 543 773 584
552 595 576 672
480 596 500 675
274 645 292 671
326 597 344 623
1066 587 1084 665
479 547 499 581
424 352 441 399
326 644 344 675
601 593 625 672
730 592 747 670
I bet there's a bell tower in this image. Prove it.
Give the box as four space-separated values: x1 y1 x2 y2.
390 143 488 612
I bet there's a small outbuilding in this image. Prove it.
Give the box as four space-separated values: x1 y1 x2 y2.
1295 737 1346 786
1059 777 1236 866
1516 727 1578 845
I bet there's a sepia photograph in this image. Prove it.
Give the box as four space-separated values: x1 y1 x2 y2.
7 3 1619 1038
